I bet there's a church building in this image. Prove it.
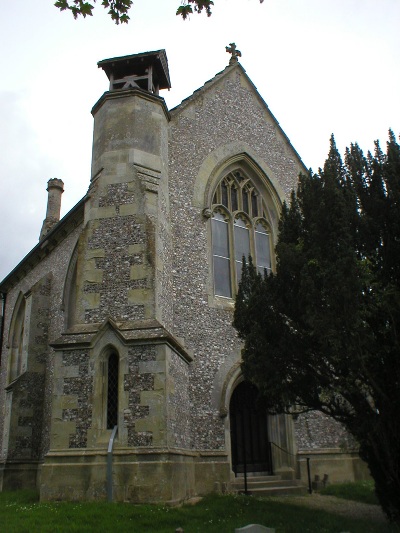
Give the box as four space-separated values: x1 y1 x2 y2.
0 47 367 502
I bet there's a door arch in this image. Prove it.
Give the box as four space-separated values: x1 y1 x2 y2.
229 381 272 475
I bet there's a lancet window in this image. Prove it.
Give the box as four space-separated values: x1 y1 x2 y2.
62 245 79 329
8 294 28 382
107 352 119 429
211 170 272 298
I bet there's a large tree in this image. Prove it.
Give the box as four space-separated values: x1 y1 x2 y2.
55 0 264 23
233 132 400 523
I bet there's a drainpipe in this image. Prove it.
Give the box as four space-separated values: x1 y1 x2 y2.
107 425 118 502
0 292 6 366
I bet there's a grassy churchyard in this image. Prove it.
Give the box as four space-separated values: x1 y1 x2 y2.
1 482 398 532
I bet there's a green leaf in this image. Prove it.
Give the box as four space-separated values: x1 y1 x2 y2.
80 2 94 16
176 4 193 19
54 0 69 10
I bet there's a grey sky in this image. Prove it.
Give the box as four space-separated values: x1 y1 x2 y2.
1 0 399 280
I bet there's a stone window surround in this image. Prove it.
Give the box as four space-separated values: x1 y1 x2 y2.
201 157 282 309
6 290 31 384
210 169 274 298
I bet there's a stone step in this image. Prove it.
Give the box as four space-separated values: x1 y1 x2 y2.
231 477 308 497
234 475 282 483
232 479 299 489
246 485 308 496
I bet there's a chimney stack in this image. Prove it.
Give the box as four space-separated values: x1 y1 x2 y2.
39 178 64 240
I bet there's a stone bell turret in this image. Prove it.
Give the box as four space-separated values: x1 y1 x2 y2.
75 50 173 328
90 50 171 183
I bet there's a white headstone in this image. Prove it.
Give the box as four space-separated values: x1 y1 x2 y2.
235 525 275 533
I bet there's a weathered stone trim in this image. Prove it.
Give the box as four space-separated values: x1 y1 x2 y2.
91 87 170 121
194 147 286 212
51 319 192 363
217 361 242 417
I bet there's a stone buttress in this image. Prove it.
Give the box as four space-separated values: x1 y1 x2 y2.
40 51 194 503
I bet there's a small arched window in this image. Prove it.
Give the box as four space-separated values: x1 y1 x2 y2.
62 245 79 329
107 352 119 429
211 170 273 298
8 294 27 382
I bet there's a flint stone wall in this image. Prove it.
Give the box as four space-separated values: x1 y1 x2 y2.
0 225 82 462
168 67 302 450
167 351 191 449
125 345 156 447
62 349 93 448
295 411 357 451
84 182 147 324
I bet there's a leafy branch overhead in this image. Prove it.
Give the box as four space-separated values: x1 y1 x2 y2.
54 0 132 23
54 0 264 23
176 0 214 20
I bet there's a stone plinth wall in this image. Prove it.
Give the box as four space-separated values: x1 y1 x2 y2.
40 450 196 503
297 450 371 484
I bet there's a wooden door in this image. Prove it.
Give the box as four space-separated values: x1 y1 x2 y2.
230 381 271 474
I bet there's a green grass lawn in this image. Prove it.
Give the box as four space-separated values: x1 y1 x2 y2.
320 480 378 505
0 489 396 533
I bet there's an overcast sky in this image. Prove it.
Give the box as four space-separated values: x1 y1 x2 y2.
1 0 399 280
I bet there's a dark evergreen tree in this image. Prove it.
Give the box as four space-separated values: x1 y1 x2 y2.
233 132 400 523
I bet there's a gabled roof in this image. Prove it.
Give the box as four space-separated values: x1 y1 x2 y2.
98 49 171 91
170 61 307 172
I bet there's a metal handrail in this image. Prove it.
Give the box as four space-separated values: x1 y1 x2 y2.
269 441 297 457
269 441 312 493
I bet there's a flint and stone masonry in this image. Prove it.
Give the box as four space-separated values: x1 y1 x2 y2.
0 48 369 501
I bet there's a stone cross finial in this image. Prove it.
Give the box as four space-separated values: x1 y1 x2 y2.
226 43 242 65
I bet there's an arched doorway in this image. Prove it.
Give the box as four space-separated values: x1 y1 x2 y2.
229 381 272 475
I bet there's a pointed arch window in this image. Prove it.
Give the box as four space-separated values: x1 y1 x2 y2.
211 212 231 298
211 170 273 298
62 245 79 329
107 352 119 429
8 293 29 382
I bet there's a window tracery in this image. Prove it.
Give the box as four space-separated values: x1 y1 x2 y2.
211 170 273 298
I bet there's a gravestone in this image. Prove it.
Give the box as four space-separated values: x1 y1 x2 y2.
235 525 275 533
